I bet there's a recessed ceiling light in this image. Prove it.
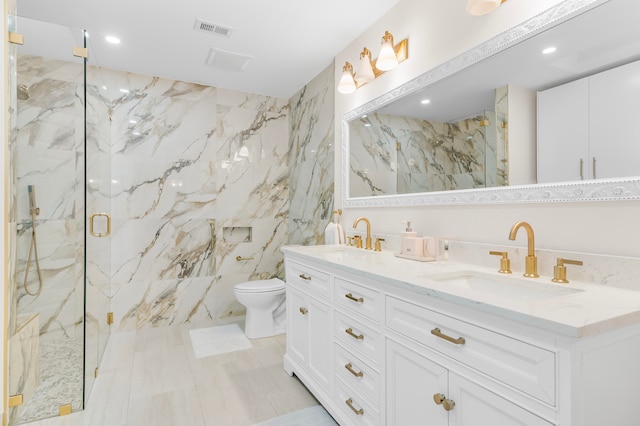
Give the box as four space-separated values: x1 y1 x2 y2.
542 46 557 55
105 35 121 44
129 119 137 124
421 99 431 105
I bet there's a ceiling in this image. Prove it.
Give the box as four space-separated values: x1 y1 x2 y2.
14 0 401 99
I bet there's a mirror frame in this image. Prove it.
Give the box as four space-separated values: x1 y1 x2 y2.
342 0 640 208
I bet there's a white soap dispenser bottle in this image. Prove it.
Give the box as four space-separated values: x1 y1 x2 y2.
400 221 424 257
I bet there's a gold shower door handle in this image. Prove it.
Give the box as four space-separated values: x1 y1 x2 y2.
89 213 111 237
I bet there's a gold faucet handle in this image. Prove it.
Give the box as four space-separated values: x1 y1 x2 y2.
489 251 512 274
374 238 385 252
347 236 354 246
354 235 363 248
552 258 583 283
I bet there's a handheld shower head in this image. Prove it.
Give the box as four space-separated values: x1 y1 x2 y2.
28 185 39 216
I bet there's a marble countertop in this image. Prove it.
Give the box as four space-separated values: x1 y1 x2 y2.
281 244 640 338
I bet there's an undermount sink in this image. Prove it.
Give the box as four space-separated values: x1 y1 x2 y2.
425 270 584 301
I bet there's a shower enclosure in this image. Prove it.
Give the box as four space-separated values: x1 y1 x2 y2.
6 14 111 424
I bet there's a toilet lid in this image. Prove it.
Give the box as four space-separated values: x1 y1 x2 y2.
235 278 285 292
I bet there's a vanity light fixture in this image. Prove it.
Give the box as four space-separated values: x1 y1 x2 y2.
376 31 399 71
466 0 507 16
337 31 408 94
355 48 375 84
337 62 357 94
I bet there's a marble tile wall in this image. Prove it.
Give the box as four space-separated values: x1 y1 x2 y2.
104 70 290 331
288 64 335 245
350 112 505 197
12 54 86 342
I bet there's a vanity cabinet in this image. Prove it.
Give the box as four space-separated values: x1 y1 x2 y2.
282 247 640 426
284 260 332 394
537 59 640 183
386 297 554 425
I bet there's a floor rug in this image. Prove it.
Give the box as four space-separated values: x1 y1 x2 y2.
252 405 338 426
189 323 252 358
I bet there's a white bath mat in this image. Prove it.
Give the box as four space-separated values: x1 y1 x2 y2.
189 323 252 358
252 405 338 426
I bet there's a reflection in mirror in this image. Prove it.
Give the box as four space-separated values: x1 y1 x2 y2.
349 86 508 197
343 0 640 206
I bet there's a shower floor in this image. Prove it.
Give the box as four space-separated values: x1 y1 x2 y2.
17 337 84 424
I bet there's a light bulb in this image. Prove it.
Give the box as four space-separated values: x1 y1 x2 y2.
376 31 398 71
337 62 357 94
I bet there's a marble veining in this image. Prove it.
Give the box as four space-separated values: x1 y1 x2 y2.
288 64 335 245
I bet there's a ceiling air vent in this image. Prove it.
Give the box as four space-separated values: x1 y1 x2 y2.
194 19 233 37
206 48 252 72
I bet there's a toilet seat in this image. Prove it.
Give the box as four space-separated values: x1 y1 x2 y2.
234 278 285 293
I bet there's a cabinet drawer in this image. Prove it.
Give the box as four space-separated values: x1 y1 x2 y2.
386 296 556 406
334 376 381 426
335 309 383 368
334 277 383 323
285 260 331 300
334 343 381 407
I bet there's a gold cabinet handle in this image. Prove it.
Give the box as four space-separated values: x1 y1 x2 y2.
235 255 254 261
299 307 308 315
345 327 364 340
431 327 465 345
345 398 364 416
433 393 455 411
345 363 363 378
299 273 311 281
345 293 364 303
89 213 111 237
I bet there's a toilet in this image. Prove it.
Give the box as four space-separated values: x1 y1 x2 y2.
234 278 286 339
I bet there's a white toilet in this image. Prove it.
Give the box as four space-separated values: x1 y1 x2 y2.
234 278 286 339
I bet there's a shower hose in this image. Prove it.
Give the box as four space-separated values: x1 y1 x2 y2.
23 198 43 296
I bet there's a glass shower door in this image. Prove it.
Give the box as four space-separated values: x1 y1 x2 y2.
7 15 111 424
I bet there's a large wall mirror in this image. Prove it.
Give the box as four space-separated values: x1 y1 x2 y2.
343 0 640 207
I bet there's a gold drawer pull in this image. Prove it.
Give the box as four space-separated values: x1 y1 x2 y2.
345 398 364 416
299 307 308 315
431 327 466 345
299 273 311 281
433 393 456 411
345 293 364 303
345 328 364 340
345 363 364 378
235 255 254 261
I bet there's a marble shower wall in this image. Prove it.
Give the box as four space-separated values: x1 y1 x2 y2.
104 69 290 331
350 112 505 197
288 64 335 245
12 54 86 342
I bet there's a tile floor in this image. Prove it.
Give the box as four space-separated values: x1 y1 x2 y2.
22 319 322 426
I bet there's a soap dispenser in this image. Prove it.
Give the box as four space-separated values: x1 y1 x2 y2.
400 221 424 257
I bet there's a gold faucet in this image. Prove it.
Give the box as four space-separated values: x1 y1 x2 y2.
353 217 372 250
508 221 539 278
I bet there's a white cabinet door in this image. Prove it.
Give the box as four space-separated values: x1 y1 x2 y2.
537 78 590 183
307 296 332 390
286 286 309 366
448 374 553 426
589 60 640 179
386 339 448 426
